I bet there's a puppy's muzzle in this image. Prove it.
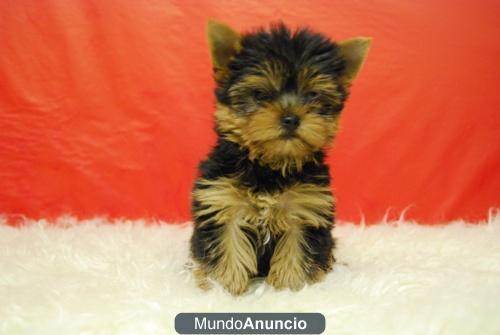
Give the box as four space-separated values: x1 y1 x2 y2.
280 113 300 135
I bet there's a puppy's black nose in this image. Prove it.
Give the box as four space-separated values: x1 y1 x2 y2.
280 113 300 132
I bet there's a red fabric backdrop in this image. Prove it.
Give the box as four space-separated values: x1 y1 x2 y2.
0 0 499 224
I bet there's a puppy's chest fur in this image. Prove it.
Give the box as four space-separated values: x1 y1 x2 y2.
247 192 275 248
229 181 333 245
193 139 334 251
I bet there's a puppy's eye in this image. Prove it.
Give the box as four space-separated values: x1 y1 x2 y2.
304 91 320 101
319 103 342 116
252 89 272 102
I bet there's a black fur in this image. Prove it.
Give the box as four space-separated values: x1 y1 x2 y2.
198 139 330 192
216 23 348 115
190 23 349 292
191 137 336 277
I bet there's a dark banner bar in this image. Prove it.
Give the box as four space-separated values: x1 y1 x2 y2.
175 313 325 334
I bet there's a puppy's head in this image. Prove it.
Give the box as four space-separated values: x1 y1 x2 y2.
208 21 371 174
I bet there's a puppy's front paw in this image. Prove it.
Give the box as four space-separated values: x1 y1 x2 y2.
266 227 309 291
220 273 250 296
266 267 306 291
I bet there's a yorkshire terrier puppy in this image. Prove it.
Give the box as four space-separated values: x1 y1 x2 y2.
190 20 371 295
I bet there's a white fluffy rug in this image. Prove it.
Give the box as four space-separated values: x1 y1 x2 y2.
1 213 499 335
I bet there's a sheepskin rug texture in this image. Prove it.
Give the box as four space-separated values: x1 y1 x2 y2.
1 213 500 335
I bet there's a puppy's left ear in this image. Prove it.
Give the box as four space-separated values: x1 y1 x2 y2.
207 20 241 81
337 37 372 83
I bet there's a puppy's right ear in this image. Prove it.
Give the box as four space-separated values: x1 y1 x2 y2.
207 20 241 81
337 37 372 84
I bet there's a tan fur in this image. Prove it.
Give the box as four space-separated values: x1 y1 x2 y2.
258 183 334 236
231 69 282 93
215 104 340 175
207 22 371 175
298 71 344 106
193 177 335 293
266 224 308 291
299 70 336 91
311 251 336 281
194 21 371 295
257 184 334 290
266 206 334 291
193 177 259 295
194 177 333 234
207 20 242 82
215 64 344 175
337 37 372 82
213 105 244 144
193 266 211 291
207 182 335 238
